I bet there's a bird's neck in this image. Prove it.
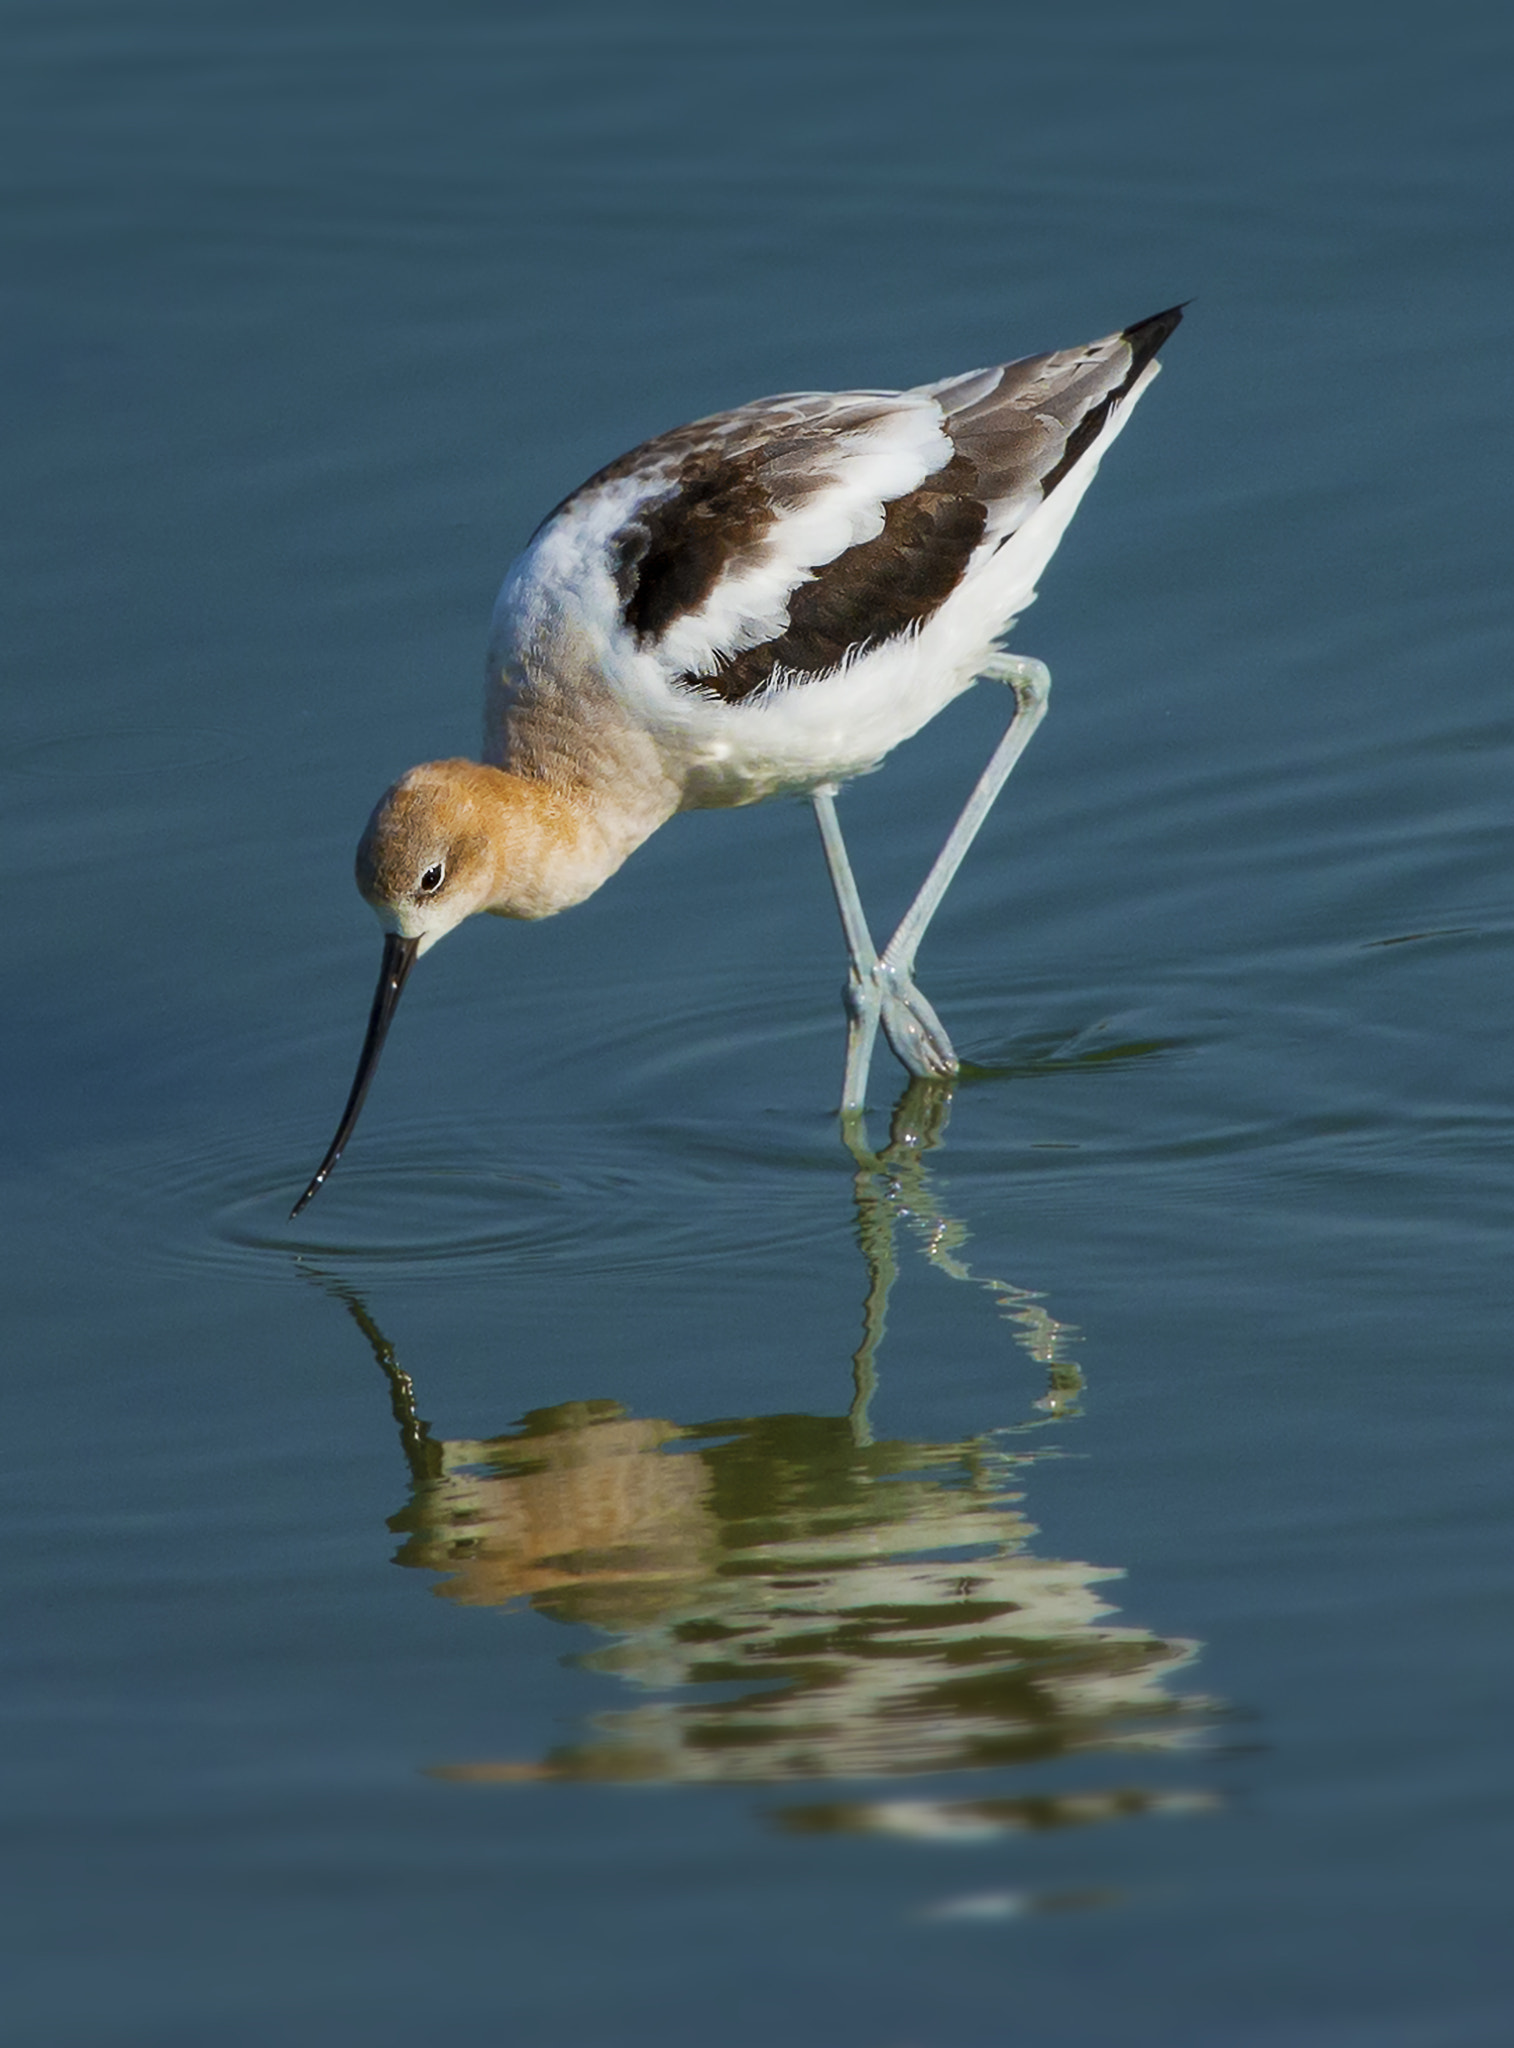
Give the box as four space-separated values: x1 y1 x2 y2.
448 761 668 921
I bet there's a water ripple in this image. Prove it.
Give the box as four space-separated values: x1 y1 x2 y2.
3 725 248 778
63 1109 831 1287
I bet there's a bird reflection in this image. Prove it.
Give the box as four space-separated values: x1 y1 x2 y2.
316 1080 1220 1835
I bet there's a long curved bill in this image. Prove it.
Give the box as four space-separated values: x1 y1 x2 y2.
290 932 420 1218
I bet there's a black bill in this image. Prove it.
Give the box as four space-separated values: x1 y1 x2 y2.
290 931 420 1218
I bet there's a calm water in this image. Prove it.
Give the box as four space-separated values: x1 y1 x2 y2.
5 2 1513 2042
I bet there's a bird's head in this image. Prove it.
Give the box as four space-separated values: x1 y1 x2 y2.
292 757 629 1219
355 760 505 956
290 759 511 1218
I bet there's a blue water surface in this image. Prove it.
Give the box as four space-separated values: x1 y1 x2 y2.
4 2 1513 2042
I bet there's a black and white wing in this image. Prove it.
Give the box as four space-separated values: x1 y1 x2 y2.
495 307 1181 709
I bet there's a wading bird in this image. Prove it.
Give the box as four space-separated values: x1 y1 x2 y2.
292 306 1182 1215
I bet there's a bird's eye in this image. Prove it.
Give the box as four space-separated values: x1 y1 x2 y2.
419 863 445 895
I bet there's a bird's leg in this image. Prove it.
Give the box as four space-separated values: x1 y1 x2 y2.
875 654 1051 1051
813 786 957 1109
812 656 1049 1111
811 785 886 1112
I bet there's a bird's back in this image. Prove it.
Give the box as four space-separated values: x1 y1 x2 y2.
486 308 1181 805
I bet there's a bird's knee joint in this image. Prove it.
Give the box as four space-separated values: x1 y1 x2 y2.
844 976 877 1023
982 651 1052 712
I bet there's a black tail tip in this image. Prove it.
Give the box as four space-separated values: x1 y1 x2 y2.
1124 303 1188 364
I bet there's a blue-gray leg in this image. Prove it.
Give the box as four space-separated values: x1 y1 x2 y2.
811 654 1051 1113
811 783 890 1111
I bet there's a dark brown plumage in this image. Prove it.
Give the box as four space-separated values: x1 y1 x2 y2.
585 310 1184 706
706 450 987 702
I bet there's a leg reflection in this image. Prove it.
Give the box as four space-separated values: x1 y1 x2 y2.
845 1076 1083 1444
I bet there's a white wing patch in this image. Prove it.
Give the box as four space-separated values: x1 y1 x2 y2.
651 396 951 679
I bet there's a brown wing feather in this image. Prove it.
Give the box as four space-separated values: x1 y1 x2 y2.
703 452 987 702
941 305 1185 513
615 423 870 646
548 395 903 651
683 308 1184 702
548 308 1183 708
